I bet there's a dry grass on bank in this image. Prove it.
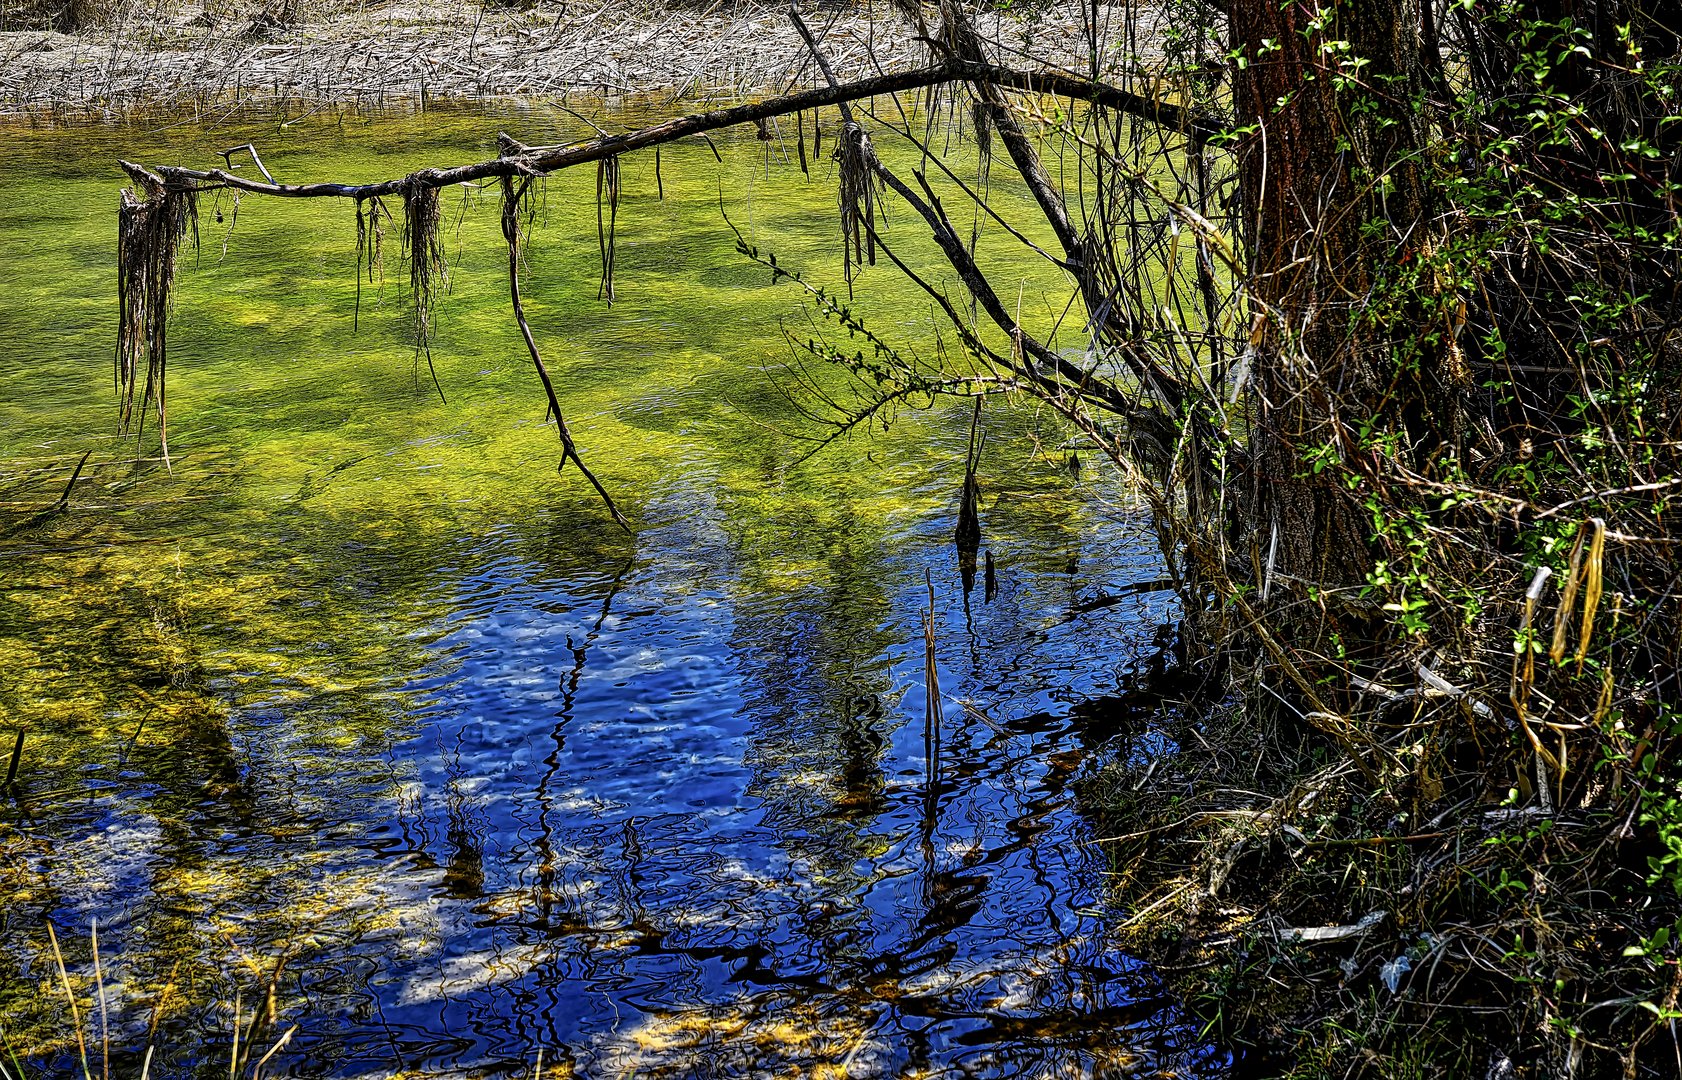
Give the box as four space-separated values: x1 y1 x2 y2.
1079 681 1681 1080
0 0 1162 117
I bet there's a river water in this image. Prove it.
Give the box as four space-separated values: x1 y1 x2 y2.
0 102 1220 1078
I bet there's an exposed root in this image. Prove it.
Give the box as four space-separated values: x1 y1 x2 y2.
401 179 445 343
400 176 447 401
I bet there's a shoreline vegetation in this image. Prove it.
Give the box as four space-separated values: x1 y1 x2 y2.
0 0 1157 118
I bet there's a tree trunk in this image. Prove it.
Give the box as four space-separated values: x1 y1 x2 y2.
1229 0 1447 598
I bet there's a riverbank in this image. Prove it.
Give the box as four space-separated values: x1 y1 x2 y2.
0 0 1162 118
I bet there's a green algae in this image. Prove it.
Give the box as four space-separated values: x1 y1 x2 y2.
0 100 1144 1072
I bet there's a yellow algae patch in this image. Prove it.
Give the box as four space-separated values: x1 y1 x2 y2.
599 999 875 1080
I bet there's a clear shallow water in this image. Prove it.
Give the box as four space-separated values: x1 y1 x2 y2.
0 102 1219 1077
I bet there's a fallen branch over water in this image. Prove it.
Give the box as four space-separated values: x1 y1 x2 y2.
118 60 1215 201
113 57 1217 525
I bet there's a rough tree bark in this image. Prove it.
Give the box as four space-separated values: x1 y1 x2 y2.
1228 0 1459 603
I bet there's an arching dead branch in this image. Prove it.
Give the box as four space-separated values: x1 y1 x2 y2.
111 54 1215 521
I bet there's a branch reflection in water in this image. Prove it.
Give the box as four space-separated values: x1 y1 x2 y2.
0 103 1224 1079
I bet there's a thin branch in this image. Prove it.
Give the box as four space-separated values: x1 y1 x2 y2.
500 173 631 531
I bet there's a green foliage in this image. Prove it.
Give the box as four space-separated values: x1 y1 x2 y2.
1105 2 1682 1075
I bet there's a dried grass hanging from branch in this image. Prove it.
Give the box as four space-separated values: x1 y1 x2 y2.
597 156 620 304
401 179 447 350
836 118 882 293
116 166 197 467
401 178 448 401
354 193 391 331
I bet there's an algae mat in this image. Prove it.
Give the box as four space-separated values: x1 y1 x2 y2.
0 102 1218 1078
